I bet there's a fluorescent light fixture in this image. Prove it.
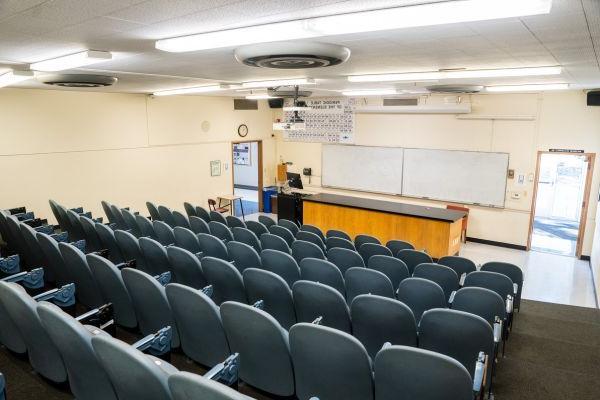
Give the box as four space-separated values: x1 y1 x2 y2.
348 66 562 82
30 50 112 72
246 94 278 99
342 89 398 96
241 78 315 89
153 84 226 96
156 0 552 52
0 70 34 88
283 106 313 112
486 83 569 92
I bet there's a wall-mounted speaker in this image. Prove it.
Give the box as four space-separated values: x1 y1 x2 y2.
268 98 284 108
587 90 600 106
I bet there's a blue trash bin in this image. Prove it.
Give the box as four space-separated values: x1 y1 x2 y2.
262 186 278 213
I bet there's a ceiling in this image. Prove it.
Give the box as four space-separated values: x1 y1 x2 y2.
0 0 598 96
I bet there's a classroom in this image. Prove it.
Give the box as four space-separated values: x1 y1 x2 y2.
0 1 599 399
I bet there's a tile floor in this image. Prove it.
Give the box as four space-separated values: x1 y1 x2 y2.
247 212 598 309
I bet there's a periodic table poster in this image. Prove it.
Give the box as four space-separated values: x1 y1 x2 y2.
282 98 355 143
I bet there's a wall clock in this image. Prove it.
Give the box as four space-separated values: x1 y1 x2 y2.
237 124 249 137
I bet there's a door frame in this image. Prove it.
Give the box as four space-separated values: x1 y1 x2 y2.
231 140 264 212
526 150 595 258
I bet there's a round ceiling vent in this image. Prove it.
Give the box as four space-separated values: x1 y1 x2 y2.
39 74 117 88
426 84 483 94
235 41 351 69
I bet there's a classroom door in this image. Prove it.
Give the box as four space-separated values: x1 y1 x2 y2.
528 152 594 257
232 140 263 215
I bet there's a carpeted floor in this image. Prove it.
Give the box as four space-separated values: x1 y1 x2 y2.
1 300 599 399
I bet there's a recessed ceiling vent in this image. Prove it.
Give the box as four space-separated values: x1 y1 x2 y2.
426 84 483 94
235 41 350 69
39 74 117 88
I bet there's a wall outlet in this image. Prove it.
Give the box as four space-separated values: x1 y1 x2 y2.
510 191 522 199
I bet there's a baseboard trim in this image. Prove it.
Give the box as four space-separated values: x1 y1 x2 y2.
466 237 527 251
234 184 258 191
580 255 591 261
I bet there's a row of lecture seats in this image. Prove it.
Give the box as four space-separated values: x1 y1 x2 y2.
0 205 250 400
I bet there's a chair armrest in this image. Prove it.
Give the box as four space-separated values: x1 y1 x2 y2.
201 285 213 297
459 273 467 286
513 283 518 296
493 317 503 343
0 255 20 275
506 295 514 314
472 352 487 394
312 316 323 325
448 290 457 305
133 326 172 356
204 353 240 385
76 303 114 330
154 271 171 286
33 283 76 307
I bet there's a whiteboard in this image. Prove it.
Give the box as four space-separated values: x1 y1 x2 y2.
402 148 509 207
322 145 404 195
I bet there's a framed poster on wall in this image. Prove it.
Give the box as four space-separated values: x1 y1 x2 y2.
210 160 221 176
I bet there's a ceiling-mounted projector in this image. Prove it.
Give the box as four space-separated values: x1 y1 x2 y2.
235 41 350 69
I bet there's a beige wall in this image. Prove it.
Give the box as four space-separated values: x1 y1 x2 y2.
277 91 600 255
0 88 277 222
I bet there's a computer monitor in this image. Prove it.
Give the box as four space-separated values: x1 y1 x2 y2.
287 172 304 190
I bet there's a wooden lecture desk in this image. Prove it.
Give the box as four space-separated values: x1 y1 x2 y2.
302 193 467 259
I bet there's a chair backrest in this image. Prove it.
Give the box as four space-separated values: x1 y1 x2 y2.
195 206 211 223
172 210 191 229
419 309 494 379
146 201 161 221
463 270 513 301
183 202 198 218
258 215 276 227
209 221 234 242
121 268 179 347
385 239 415 254
326 229 351 241
292 280 351 333
197 233 229 260
226 241 261 273
153 220 175 246
101 200 117 225
355 234 380 249
326 236 356 251
438 255 477 278
209 210 228 225
139 237 171 275
225 215 246 228
300 224 325 242
66 209 86 241
173 226 202 254
374 346 474 400
91 335 176 400
259 233 290 254
358 242 393 264
165 284 230 367
278 219 300 236
168 372 248 400
296 230 326 252
19 223 50 278
59 242 105 308
243 268 296 330
5 216 28 263
166 246 207 289
413 263 460 302
260 249 300 286
452 287 506 327
396 277 446 322
87 253 137 329
327 247 365 274
0 283 27 354
110 205 128 231
121 209 142 237
397 249 434 274
299 257 345 296
95 223 124 264
291 240 325 263
350 295 417 358
36 231 70 286
201 257 246 305
268 225 295 246
80 216 103 253
0 282 67 383
115 230 148 271
246 220 269 237
345 267 395 303
158 205 177 228
37 302 118 400
232 227 261 252
481 261 523 307
368 255 409 291
189 216 210 234
220 301 295 396
289 323 374 400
